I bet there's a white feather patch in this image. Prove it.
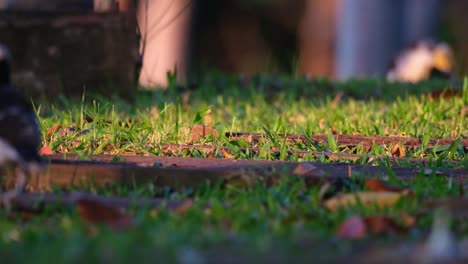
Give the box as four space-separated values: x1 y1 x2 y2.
0 138 20 164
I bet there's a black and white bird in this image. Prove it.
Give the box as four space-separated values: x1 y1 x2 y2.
387 40 455 83
0 44 43 211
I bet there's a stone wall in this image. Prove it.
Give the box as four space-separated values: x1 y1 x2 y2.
0 11 138 100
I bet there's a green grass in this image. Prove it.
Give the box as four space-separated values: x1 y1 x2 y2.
2 74 467 262
39 75 466 165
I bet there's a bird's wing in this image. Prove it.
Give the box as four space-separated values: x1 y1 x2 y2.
0 88 41 163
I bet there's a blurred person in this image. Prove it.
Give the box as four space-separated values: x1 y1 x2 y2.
136 0 192 87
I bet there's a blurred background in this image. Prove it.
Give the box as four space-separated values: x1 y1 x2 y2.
0 0 466 95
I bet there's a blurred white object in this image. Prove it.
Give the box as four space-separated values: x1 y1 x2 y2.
386 40 454 83
137 0 192 88
419 208 459 263
336 0 442 80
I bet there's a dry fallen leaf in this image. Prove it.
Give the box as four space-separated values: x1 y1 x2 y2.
189 125 219 143
324 192 404 211
221 148 235 159
365 178 407 193
76 198 135 231
46 124 62 137
39 146 54 155
390 144 405 157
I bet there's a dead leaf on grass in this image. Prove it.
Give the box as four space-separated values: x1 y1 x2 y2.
76 198 135 231
46 124 62 137
221 148 235 159
365 178 410 194
189 125 219 143
324 192 404 211
390 144 405 157
39 146 54 155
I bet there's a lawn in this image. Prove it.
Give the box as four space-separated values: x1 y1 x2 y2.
1 74 467 263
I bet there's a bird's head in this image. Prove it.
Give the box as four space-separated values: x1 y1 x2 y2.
0 44 11 86
432 43 454 74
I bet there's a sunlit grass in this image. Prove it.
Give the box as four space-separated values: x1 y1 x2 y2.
1 74 466 262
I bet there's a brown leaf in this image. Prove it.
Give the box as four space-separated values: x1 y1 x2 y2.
189 125 219 143
46 124 62 137
221 148 235 159
76 198 135 231
39 146 54 155
324 192 404 211
364 216 408 235
337 215 366 239
390 144 405 157
365 178 405 193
